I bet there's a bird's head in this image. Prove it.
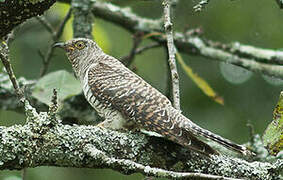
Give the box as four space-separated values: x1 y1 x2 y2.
53 38 103 76
53 38 102 66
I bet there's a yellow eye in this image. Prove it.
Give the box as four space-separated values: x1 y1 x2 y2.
75 41 85 50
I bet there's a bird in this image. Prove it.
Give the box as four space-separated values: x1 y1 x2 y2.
54 38 252 156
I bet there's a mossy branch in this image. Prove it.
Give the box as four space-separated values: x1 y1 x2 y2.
0 102 281 179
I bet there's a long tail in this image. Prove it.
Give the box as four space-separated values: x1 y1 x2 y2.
179 114 253 156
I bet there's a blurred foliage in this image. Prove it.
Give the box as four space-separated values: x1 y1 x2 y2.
1 0 283 179
32 70 82 105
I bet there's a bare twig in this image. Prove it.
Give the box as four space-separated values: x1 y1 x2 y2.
121 43 161 64
55 9 72 40
121 33 143 67
135 43 161 54
38 8 72 77
163 0 180 109
36 16 55 35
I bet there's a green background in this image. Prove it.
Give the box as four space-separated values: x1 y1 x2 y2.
1 0 283 179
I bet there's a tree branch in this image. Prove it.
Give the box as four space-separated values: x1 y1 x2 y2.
1 1 283 179
0 39 25 102
0 106 281 179
0 0 56 38
90 2 283 79
163 0 180 110
2 0 282 77
71 0 94 39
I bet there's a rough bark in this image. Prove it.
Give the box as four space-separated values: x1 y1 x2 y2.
0 100 281 179
0 0 56 38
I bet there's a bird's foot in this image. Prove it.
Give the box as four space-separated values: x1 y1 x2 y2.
96 122 106 129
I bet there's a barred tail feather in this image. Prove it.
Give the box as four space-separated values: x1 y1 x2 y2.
180 115 253 156
151 124 219 156
178 130 219 156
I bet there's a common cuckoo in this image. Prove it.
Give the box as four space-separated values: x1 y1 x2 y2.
54 38 251 156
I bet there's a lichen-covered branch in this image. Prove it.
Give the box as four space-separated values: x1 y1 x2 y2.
163 0 180 110
1 1 283 179
86 145 240 180
0 40 25 102
0 103 281 179
0 0 56 38
90 2 283 78
71 0 94 39
0 73 281 179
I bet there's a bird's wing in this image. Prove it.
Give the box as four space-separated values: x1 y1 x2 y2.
88 55 217 155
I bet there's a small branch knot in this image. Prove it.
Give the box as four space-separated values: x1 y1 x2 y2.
48 89 59 125
164 22 172 31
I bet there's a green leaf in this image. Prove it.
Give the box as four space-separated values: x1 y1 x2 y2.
32 70 82 105
262 91 283 156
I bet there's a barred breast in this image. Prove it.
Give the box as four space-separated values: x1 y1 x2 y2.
82 66 128 130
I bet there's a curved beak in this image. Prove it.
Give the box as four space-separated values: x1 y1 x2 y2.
53 42 65 48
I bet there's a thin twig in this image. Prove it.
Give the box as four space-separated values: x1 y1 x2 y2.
121 33 143 67
55 8 72 40
135 43 161 55
193 0 211 12
163 0 180 110
39 46 55 77
0 41 25 103
38 8 72 77
120 41 161 67
164 47 173 101
36 16 55 35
